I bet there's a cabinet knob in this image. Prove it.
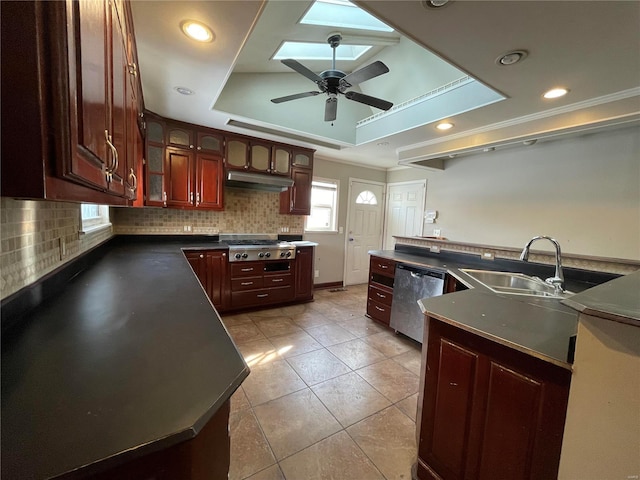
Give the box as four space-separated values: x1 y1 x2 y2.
197 146 202 150
199 254 204 259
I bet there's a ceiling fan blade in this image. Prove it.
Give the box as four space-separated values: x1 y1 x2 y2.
341 61 389 87
345 91 393 111
324 97 337 122
281 59 324 83
271 91 321 104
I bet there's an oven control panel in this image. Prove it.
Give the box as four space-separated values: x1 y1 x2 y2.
229 247 296 262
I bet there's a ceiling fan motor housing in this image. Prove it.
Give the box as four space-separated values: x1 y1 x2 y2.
320 70 347 94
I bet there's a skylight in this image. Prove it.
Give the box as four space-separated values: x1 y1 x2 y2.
273 41 371 61
300 0 393 33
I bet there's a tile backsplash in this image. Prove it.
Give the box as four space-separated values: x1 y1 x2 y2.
111 188 305 235
1 198 113 300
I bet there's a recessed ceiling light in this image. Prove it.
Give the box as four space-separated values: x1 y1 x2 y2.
436 122 454 131
174 86 195 96
180 20 214 43
496 50 528 66
543 88 569 99
423 0 451 9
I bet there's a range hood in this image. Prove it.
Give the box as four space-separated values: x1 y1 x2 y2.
226 171 294 192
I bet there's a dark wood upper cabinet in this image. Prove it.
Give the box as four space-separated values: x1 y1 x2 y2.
416 318 571 480
280 166 312 215
0 0 143 205
197 132 223 154
165 147 195 208
196 153 224 210
167 126 194 150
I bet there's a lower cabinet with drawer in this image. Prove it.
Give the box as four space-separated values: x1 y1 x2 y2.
230 261 295 309
366 255 396 326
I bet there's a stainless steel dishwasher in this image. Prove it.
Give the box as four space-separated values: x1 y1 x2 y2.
390 264 446 343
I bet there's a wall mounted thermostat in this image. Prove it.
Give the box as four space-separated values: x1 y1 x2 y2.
425 210 438 224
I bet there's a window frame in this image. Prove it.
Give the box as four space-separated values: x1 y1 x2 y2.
304 177 340 233
80 204 111 234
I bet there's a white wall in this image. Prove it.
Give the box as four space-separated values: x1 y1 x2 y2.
304 158 386 285
388 126 640 260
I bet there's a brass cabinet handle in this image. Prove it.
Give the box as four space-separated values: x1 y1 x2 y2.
257 293 269 298
128 168 137 191
104 130 119 180
127 63 137 77
163 191 167 207
196 192 200 206
376 292 386 299
241 268 254 272
241 282 254 286
375 305 385 312
271 278 284 282
380 264 388 269
190 192 194 203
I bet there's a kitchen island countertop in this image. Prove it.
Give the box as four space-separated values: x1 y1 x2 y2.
1 236 249 479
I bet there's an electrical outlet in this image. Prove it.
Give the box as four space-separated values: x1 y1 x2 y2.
430 245 440 253
58 237 66 260
314 270 320 278
433 228 441 237
183 225 192 232
482 251 495 260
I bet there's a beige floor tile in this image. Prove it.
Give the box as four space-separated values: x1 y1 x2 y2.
230 386 251 415
305 323 357 347
245 464 285 480
363 331 415 357
391 348 423 376
227 322 268 345
229 409 276 480
253 389 342 460
269 331 323 358
337 316 387 338
311 372 391 428
328 338 387 370
255 317 302 338
290 311 334 329
222 312 255 327
279 431 385 480
286 349 351 386
237 338 279 367
347 406 417 480
249 307 288 318
396 393 419 423
242 359 307 406
356 358 419 403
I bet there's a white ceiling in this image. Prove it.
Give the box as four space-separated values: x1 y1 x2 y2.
131 1 640 170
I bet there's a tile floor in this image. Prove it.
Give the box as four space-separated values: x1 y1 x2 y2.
222 284 422 480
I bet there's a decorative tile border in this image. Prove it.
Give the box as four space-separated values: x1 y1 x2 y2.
394 236 640 275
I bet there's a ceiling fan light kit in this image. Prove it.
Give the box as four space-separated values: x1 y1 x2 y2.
271 34 393 122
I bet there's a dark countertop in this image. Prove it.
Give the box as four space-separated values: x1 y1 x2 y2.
1 236 249 479
369 247 622 369
562 270 640 326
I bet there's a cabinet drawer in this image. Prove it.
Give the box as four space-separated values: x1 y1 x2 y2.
370 256 396 276
264 273 292 287
231 276 263 291
232 286 294 308
231 262 263 278
368 284 393 307
367 299 392 326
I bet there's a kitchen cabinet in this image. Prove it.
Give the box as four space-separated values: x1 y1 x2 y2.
272 146 292 176
226 137 289 176
185 250 230 310
294 246 314 301
229 261 294 309
144 114 224 210
416 318 571 480
1 0 142 205
366 256 396 326
279 166 313 215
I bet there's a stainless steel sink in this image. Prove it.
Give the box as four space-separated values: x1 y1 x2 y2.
459 269 571 298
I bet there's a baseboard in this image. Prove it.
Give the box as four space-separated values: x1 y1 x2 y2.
314 281 344 290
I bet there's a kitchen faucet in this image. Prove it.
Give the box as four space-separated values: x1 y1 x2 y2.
519 235 565 292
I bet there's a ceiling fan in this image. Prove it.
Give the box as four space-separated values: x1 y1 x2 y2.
271 34 393 122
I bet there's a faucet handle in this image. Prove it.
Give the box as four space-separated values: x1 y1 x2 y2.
545 276 564 292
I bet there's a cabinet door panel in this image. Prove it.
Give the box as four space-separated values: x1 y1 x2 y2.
226 139 248 169
273 147 291 176
66 0 109 189
198 132 223 153
425 339 479 478
477 362 542 480
207 251 228 309
165 148 193 207
250 143 270 172
196 153 223 210
168 127 192 148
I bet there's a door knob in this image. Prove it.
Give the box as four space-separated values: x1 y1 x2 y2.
349 237 354 241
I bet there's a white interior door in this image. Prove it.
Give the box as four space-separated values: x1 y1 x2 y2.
344 179 385 286
383 180 427 249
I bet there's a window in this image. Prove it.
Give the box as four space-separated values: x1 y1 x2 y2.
305 178 339 232
300 0 394 32
80 204 111 233
355 190 378 205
